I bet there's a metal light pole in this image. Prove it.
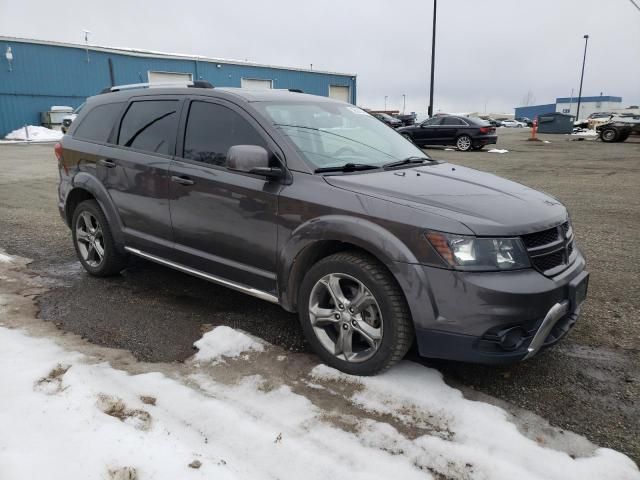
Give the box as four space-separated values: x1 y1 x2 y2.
384 96 388 111
402 94 406 114
575 35 589 121
427 0 437 117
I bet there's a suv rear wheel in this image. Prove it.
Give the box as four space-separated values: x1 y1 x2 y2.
72 200 127 276
298 251 414 375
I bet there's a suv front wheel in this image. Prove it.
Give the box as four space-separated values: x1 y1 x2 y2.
72 199 127 276
298 251 414 375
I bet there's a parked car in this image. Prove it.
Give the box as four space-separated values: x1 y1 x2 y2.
61 103 85 134
501 119 526 128
397 115 497 151
371 112 403 128
395 113 417 127
515 117 533 127
486 119 503 128
56 84 588 375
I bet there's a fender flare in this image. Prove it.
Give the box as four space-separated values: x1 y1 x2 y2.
277 215 423 311
67 172 126 249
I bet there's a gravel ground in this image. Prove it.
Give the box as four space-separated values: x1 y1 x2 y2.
0 129 638 464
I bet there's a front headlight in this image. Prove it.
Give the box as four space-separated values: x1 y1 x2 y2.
426 231 530 271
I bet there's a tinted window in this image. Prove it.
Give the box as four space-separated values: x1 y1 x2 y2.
183 102 266 166
468 117 490 126
118 100 179 155
442 117 465 126
73 102 124 143
423 117 443 126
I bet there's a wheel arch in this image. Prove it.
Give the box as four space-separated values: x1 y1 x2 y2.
277 215 421 313
65 173 125 250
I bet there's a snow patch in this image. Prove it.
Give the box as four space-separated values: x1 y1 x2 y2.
310 363 640 480
4 125 63 142
487 148 509 153
0 252 14 263
571 129 598 137
193 326 264 363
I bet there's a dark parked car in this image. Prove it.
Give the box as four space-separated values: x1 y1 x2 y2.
371 112 403 128
56 84 588 375
398 115 498 151
395 113 417 127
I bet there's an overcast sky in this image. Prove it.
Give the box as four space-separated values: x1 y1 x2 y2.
2 0 639 114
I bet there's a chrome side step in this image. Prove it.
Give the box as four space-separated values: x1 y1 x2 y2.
124 247 279 304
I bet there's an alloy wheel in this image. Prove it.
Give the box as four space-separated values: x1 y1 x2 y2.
456 136 471 151
75 211 105 267
308 273 383 362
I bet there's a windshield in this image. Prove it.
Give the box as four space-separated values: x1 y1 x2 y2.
254 102 429 169
73 102 86 114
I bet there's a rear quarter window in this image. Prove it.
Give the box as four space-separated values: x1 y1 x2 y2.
72 102 125 143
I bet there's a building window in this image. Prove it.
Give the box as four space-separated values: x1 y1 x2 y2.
240 78 273 89
148 71 193 84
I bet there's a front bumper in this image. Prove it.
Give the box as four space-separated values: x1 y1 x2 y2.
394 250 588 364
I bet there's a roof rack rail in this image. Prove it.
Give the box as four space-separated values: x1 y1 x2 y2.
287 88 304 93
100 80 214 94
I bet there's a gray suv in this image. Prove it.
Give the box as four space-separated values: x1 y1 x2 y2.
56 83 589 375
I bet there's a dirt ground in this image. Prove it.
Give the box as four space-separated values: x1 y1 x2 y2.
0 128 638 463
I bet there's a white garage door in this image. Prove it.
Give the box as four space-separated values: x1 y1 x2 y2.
241 78 273 89
148 71 193 84
329 85 350 103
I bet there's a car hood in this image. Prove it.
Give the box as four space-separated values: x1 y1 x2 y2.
323 162 567 236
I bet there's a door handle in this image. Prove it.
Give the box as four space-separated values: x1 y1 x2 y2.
171 175 195 186
98 159 116 168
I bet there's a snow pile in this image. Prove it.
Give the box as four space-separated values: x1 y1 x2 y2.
193 326 264 363
488 148 509 153
0 252 13 263
0 322 638 480
4 125 63 142
571 129 598 137
311 364 640 480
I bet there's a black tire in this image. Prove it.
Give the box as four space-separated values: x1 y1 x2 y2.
456 135 473 152
600 128 618 143
71 199 127 277
298 251 414 375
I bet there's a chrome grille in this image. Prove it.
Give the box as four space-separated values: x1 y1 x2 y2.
522 222 573 275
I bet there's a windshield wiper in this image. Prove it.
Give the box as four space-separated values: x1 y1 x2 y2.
315 163 380 173
382 156 429 170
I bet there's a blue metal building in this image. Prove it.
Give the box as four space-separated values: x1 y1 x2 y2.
514 103 556 121
515 95 623 121
0 36 357 136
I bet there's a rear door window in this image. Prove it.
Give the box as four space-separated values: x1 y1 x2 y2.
442 117 465 126
73 102 124 143
118 100 179 155
183 101 267 166
423 117 443 126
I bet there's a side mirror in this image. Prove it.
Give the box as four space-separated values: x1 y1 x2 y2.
227 145 283 179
